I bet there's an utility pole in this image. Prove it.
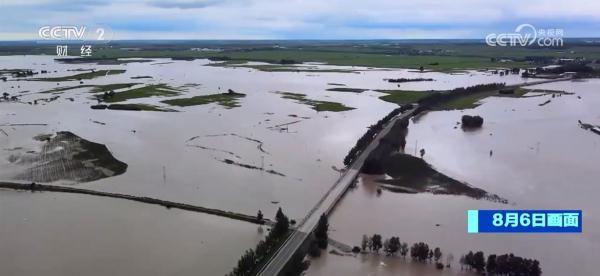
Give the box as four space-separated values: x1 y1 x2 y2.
414 140 418 156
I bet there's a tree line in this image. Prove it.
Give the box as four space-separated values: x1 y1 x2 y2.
460 251 541 276
343 104 414 166
227 208 291 276
416 83 506 110
308 214 329 257
356 234 542 274
357 235 449 269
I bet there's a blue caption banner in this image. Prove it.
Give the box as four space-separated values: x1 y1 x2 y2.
467 210 582 233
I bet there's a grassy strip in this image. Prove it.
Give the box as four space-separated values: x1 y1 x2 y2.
276 91 354 112
90 83 141 93
8 42 600 71
56 58 153 65
225 64 358 73
205 50 526 71
29 69 126 82
161 91 246 108
439 91 497 109
435 87 529 110
40 85 93 94
91 103 174 112
376 85 531 110
67 47 530 72
326 87 367 93
40 83 141 94
103 84 180 103
108 104 172 111
375 90 432 105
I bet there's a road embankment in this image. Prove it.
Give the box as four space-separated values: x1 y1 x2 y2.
0 181 264 224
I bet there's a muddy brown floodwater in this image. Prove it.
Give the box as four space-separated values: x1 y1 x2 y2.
0 55 589 275
0 190 263 276
308 79 600 276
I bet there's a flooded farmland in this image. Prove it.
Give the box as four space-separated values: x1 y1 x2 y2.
0 190 263 276
308 79 600 276
1 55 598 275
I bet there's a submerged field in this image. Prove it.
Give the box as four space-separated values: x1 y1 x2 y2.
308 79 600 276
1 53 599 276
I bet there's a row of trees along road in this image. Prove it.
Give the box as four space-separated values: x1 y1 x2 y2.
227 208 290 276
309 214 329 257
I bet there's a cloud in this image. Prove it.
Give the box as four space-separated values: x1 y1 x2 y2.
148 0 225 9
1 0 599 40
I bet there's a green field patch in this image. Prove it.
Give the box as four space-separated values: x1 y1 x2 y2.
41 83 141 94
326 87 368 93
102 84 180 103
275 91 354 112
375 89 432 105
14 42 594 72
91 103 173 112
439 93 493 110
161 90 245 108
29 69 126 82
90 83 141 93
40 85 92 94
56 58 153 65
433 87 531 110
107 103 172 111
206 50 528 72
215 63 359 73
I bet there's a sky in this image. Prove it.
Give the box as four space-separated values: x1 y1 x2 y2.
1 0 600 40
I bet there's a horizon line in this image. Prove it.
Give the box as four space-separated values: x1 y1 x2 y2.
1 37 600 42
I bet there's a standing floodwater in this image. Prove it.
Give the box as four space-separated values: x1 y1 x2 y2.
309 79 600 276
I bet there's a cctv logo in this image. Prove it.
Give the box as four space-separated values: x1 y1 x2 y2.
38 26 87 40
486 24 537 47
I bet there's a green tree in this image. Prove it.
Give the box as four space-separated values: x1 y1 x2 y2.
446 253 454 268
472 251 486 272
308 241 321 257
486 254 497 274
314 214 329 249
465 251 474 270
273 207 289 236
433 247 442 263
284 253 311 276
530 260 542 276
361 235 369 251
459 255 466 270
399 242 409 258
410 242 430 262
256 210 263 222
370 234 383 253
383 237 400 256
